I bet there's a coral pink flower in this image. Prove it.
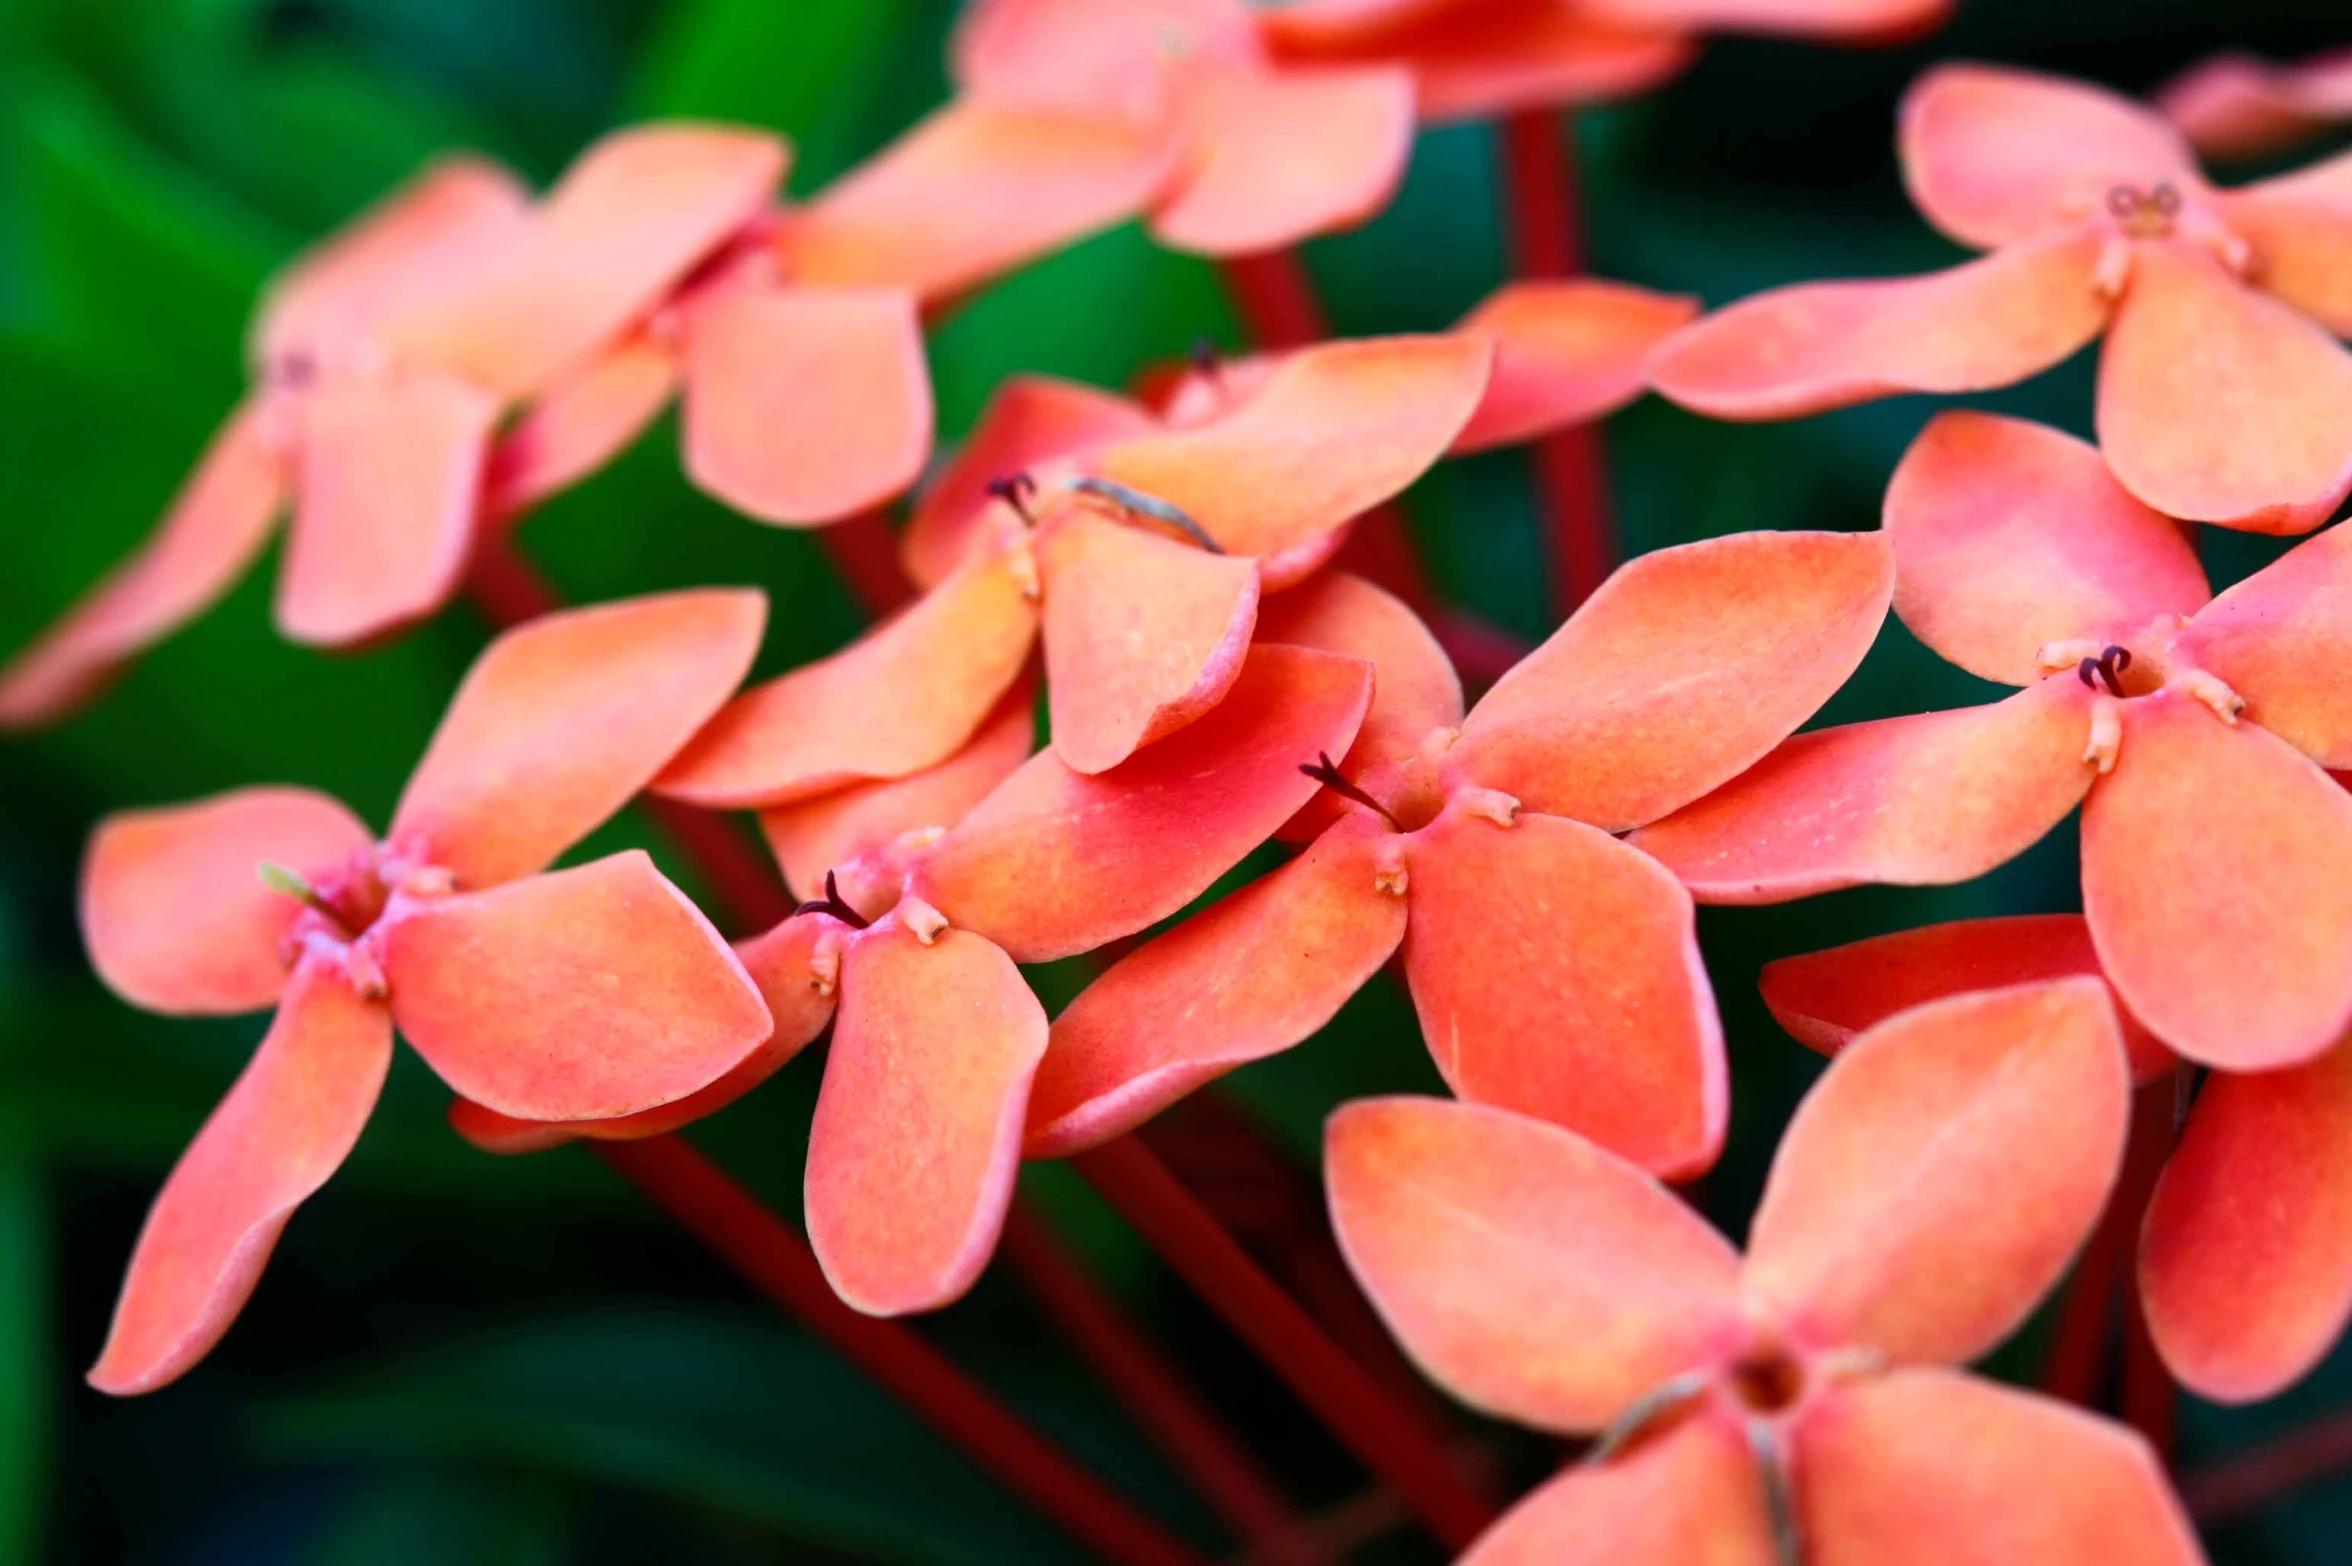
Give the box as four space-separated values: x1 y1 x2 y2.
1649 63 2352 533
77 591 775 1393
1636 411 2352 1076
1028 528 1893 1180
1761 914 2352 1405
2158 46 2352 162
453 643 1374 1317
1328 981 2207 1566
0 129 784 728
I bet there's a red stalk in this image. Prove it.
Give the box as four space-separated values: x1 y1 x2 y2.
2117 1083 2179 1465
596 1137 1214 1566
1217 251 1331 350
1498 109 1616 613
1069 1135 1499 1552
813 507 916 618
2182 1407 2352 1523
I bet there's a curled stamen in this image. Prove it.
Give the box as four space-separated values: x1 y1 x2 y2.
2150 181 2181 218
1067 476 1224 554
986 472 1039 528
2106 184 2143 221
1747 1418 1804 1566
2076 645 2131 699
1585 1371 1710 1465
793 869 872 931
1298 751 1399 830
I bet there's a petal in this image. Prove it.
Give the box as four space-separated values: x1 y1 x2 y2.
1798 1371 2203 1566
1149 66 1415 257
393 588 766 886
2173 520 2352 767
1092 334 1492 559
1646 228 2111 420
383 850 773 1121
2217 150 2352 334
1886 412 2210 687
1449 530 1892 830
1898 63 2201 250
276 371 498 646
2160 51 2352 162
1404 806 1725 1178
1745 980 2129 1366
0 402 285 728
2140 1043 2352 1401
2098 239 2352 533
485 332 681 518
951 0 1261 119
1581 0 1947 40
1632 679 2097 905
1458 1413 1774 1566
654 553 1035 810
1027 813 1408 1157
759 683 1035 900
1325 1095 1742 1433
80 787 372 1016
384 125 786 399
903 376 1158 590
1761 916 2176 1085
805 918 1047 1315
1040 511 1260 773
782 101 1174 307
1450 279 1700 454
681 284 932 525
909 642 1372 963
89 957 392 1394
2082 687 2352 1069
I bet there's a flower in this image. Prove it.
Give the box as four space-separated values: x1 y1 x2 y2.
1027 527 1892 1180
1635 410 2352 1074
1648 62 2352 533
0 129 784 728
78 590 775 1392
452 643 1376 1317
2157 46 2352 162
1327 981 2207 1566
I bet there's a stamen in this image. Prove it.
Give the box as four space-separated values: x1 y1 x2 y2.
1298 751 1400 829
986 472 1039 528
1188 336 1223 385
2105 184 2142 222
257 861 338 920
794 870 872 931
2150 181 2181 219
2076 645 2131 699
1747 1418 1804 1566
1585 1370 1709 1465
1067 476 1225 553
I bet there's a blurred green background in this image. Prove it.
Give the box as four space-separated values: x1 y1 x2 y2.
2 0 2349 1560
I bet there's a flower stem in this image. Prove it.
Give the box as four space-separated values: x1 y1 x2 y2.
595 1136 1215 1566
2181 1406 2352 1523
814 506 916 617
2118 1083 2180 1465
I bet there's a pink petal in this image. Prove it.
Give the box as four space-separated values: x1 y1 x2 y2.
2160 50 2352 162
1583 0 1948 40
952 0 1262 120
486 332 681 519
2173 519 2352 768
1458 1411 1773 1565
1450 279 1699 454
1149 66 1416 256
2217 149 2352 335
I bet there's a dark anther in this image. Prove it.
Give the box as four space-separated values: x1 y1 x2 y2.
2077 645 2131 698
2106 184 2142 221
793 870 871 930
1188 336 1223 382
1298 751 1400 829
2150 181 2181 217
986 472 1039 527
1067 476 1225 553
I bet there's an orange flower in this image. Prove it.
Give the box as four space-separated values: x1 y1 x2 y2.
2158 46 2352 162
1328 982 2204 1565
1650 63 2352 533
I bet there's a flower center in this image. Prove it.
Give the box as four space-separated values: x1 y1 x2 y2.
2106 180 2181 240
1726 1344 1810 1416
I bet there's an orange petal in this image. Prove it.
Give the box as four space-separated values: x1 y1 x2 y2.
1646 228 2111 420
805 918 1047 1315
2217 151 2352 335
1798 1371 2203 1566
1746 980 2128 1366
2160 51 2352 162
2141 1043 2352 1402
1027 813 1407 1157
908 642 1372 962
1898 63 2201 250
1326 1096 1742 1432
393 588 766 887
1150 66 1415 256
0 402 285 728
88 957 392 1394
1886 412 2209 686
2082 687 2352 1070
1450 279 1699 454
655 553 1035 810
782 101 1174 307
903 376 1158 589
383 849 772 1121
1093 334 1492 559
2173 521 2352 768
1448 530 1892 830
681 284 931 525
277 371 498 647
1632 679 2096 904
1039 510 1260 773
485 332 681 519
80 786 371 1016
2098 239 2352 533
1761 916 2177 1085
1458 1412 1773 1566
384 125 786 399
1404 805 1724 1178
759 684 1035 900
951 0 1261 120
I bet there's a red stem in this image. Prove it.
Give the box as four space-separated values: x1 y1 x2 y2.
2117 1083 2180 1465
1217 252 1330 349
595 1137 1214 1566
813 507 916 618
1070 1136 1499 1552
2182 1406 2352 1523
1498 108 1616 614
